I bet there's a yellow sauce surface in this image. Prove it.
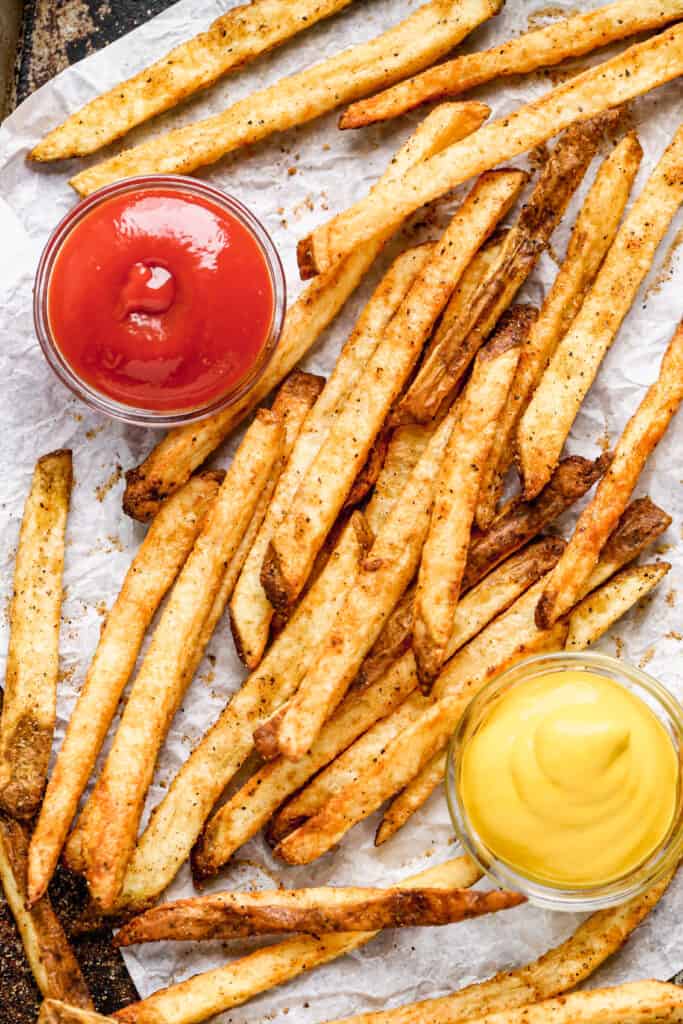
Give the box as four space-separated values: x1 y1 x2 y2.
460 670 678 887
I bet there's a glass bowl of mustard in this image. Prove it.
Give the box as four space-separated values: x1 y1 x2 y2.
446 651 683 911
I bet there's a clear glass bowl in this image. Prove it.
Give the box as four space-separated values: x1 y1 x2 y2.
446 651 683 911
33 175 286 428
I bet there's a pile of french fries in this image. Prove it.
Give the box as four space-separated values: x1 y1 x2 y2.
5 0 683 1021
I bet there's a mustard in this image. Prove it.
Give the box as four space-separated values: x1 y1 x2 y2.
460 670 678 887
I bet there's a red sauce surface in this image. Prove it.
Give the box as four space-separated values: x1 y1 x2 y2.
47 187 275 412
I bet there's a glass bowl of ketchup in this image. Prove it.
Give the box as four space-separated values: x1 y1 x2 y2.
34 175 286 427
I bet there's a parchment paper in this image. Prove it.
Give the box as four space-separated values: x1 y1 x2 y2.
0 2 682 1021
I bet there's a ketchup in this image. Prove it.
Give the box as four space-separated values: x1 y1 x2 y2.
47 187 275 412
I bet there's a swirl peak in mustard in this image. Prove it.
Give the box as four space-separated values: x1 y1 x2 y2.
460 670 678 888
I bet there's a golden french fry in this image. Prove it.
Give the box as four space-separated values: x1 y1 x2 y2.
413 308 528 686
399 117 606 424
273 403 463 760
230 249 428 669
298 25 683 277
519 130 683 499
0 450 72 821
0 816 92 1008
567 562 671 651
537 319 683 627
31 0 356 160
113 511 370 912
77 411 283 911
112 855 481 1024
122 101 490 523
264 170 527 612
340 0 683 129
39 1002 115 1024
71 1 498 195
364 423 434 536
376 751 446 846
117 885 523 944
476 131 643 528
192 653 418 876
324 872 675 1024
27 472 221 905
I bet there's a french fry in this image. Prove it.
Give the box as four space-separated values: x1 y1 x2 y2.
519 130 683 499
116 885 523 945
322 872 674 1024
566 562 671 651
77 411 283 911
0 450 72 821
398 118 605 423
193 654 418 875
298 25 683 277
537 319 683 627
122 102 490 523
113 512 370 912
0 816 92 1008
264 170 527 612
340 0 683 129
70 0 498 195
376 751 447 846
112 855 481 1024
273 402 462 760
462 454 609 591
413 308 529 686
27 472 221 906
230 249 428 669
364 423 434 535
343 426 392 510
31 0 357 161
276 580 568 864
39 1003 115 1024
475 131 643 528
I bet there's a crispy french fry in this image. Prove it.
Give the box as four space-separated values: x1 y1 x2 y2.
0 451 72 821
537 320 683 627
193 653 418 875
31 0 357 161
230 249 428 670
71 1 498 195
229 371 324 666
122 102 490 523
567 562 671 651
324 872 674 1024
340 0 683 129
413 308 528 686
77 411 283 911
519 130 683 499
463 454 609 591
298 25 683 277
113 512 370 912
476 131 643 528
0 816 92 1008
273 402 462 760
39 1003 115 1024
112 855 481 1024
27 472 221 906
399 118 605 424
264 170 527 612
276 580 568 864
376 751 446 846
117 885 523 945
364 423 434 536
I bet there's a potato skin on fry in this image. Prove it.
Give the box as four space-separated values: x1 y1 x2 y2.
0 450 73 821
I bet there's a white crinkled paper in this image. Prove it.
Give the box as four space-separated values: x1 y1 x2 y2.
0 1 682 1019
